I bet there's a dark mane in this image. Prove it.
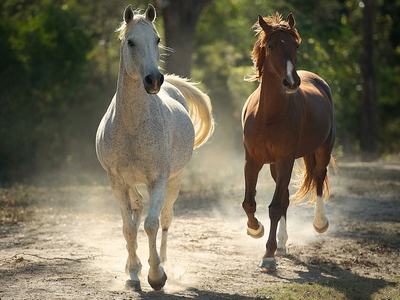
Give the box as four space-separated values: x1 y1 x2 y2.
249 12 301 81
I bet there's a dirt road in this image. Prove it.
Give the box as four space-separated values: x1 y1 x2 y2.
1 162 399 299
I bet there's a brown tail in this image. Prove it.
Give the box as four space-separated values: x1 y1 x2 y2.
291 154 336 205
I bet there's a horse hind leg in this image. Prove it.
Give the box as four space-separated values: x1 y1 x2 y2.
314 195 329 233
312 151 332 233
160 175 181 265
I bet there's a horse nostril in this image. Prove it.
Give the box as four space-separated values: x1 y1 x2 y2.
144 75 153 86
282 79 290 87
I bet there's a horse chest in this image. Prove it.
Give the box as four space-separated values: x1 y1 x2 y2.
99 117 164 166
245 119 300 164
98 109 193 185
244 124 275 164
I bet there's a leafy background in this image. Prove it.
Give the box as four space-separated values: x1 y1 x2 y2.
0 0 399 184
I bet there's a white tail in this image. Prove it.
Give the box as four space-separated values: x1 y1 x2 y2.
165 75 215 148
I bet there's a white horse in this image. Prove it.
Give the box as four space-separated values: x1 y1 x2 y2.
96 4 214 291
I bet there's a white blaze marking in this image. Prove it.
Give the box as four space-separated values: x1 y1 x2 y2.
287 60 294 84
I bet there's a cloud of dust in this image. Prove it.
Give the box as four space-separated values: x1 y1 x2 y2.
184 127 342 254
44 106 345 292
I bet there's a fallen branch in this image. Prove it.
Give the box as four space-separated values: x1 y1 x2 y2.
9 253 101 262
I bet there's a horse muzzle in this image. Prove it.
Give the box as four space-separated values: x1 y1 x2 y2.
282 76 301 93
143 72 164 94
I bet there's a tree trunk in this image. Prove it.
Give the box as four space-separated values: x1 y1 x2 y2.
360 0 378 160
157 0 212 78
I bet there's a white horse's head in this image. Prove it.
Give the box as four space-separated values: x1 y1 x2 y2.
118 4 164 94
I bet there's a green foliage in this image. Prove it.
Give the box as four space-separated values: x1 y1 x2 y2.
1 0 400 183
252 277 400 300
297 0 400 155
0 0 93 180
194 0 400 157
0 0 128 183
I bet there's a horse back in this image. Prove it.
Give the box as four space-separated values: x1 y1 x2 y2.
296 70 335 155
160 81 189 112
298 71 333 106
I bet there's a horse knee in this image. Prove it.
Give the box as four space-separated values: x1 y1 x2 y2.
242 200 256 214
123 227 136 243
268 203 282 221
144 216 159 236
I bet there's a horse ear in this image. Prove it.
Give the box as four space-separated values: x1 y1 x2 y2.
258 14 273 34
145 4 156 22
287 13 295 28
124 4 134 24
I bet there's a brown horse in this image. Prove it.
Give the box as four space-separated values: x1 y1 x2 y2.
242 12 335 272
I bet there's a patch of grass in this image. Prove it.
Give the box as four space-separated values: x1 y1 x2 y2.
352 222 400 236
251 277 400 300
0 184 40 224
342 222 400 249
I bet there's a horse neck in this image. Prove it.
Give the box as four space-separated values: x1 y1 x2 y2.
115 56 148 127
258 70 290 117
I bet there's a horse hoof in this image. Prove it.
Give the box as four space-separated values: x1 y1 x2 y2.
260 257 276 272
313 219 329 233
247 222 264 239
276 247 287 256
125 279 141 291
148 272 167 291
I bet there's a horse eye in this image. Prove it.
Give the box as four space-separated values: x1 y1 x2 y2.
268 44 274 50
127 40 135 47
156 37 161 45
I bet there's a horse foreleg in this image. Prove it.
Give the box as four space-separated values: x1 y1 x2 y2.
242 157 264 239
160 175 181 265
313 149 331 233
261 160 293 272
277 215 288 256
145 178 168 291
270 164 289 256
109 175 143 291
126 187 144 280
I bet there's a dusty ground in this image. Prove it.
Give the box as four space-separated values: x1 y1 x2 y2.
0 161 399 299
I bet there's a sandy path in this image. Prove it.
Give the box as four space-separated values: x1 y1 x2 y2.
1 162 399 299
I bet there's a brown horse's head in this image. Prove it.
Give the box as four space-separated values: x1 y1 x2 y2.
251 12 302 93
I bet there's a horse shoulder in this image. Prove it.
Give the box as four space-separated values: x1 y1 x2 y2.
152 91 194 169
242 86 261 125
96 94 118 168
242 86 280 163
